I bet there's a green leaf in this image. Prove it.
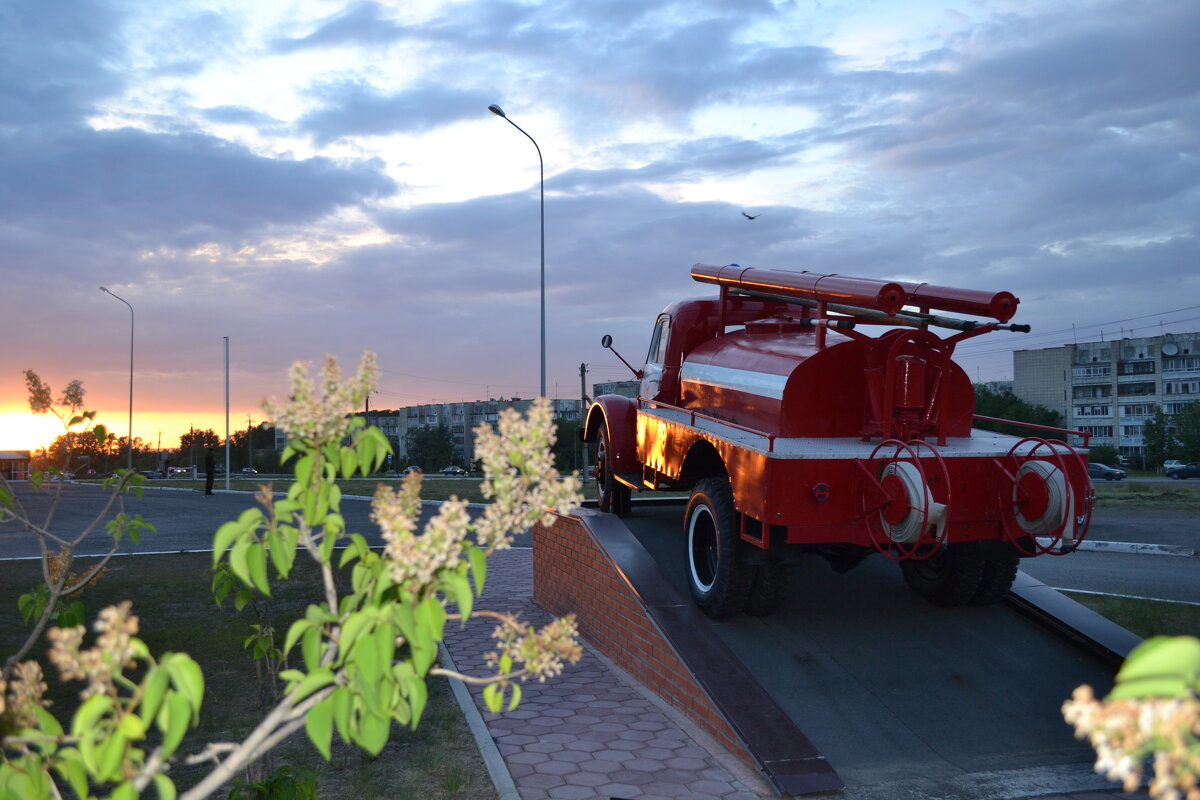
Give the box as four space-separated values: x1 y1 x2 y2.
153 773 178 800
358 436 376 477
229 536 253 588
93 424 108 444
467 546 487 598
271 527 298 578
340 448 358 480
401 674 428 728
1110 635 1200 699
164 654 205 719
141 666 169 722
306 697 335 760
247 541 270 596
71 693 114 739
111 782 138 800
55 749 90 800
118 712 148 740
158 693 191 757
355 711 391 756
301 627 322 672
331 686 352 743
94 730 127 782
507 682 522 712
283 618 314 656
442 572 473 621
294 454 314 489
483 683 502 714
213 521 246 567
0 484 13 509
290 668 335 702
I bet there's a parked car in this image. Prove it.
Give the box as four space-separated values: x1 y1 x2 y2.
1166 462 1200 480
241 467 258 475
402 465 422 475
1087 462 1127 481
1163 460 1185 472
440 465 468 476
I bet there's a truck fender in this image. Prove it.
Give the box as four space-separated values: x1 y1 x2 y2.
583 395 639 474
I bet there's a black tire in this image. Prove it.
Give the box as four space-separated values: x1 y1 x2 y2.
743 564 788 616
594 425 631 515
899 543 984 607
685 477 751 618
970 555 1020 605
1170 473 1181 480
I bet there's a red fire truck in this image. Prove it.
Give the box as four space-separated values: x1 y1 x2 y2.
583 264 1092 617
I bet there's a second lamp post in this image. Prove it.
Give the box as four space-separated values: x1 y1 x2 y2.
488 103 546 398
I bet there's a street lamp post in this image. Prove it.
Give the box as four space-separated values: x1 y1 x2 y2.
488 103 546 398
99 286 134 472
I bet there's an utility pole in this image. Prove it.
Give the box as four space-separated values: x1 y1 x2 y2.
246 413 253 472
224 336 230 490
579 363 590 475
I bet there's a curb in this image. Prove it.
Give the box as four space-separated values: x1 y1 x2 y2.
437 643 521 800
1034 538 1196 557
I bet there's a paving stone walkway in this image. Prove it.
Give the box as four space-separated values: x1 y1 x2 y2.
440 549 1151 800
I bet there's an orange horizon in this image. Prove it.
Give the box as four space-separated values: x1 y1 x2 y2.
0 407 267 453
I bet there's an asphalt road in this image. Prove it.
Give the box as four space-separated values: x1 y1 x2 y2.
0 482 505 560
3 482 1196 605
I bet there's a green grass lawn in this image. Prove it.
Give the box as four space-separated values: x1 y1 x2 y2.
0 555 495 800
1061 591 1200 640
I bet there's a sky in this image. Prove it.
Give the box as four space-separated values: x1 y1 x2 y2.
1 0 1197 452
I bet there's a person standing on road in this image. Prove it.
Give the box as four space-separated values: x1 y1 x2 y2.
204 448 215 495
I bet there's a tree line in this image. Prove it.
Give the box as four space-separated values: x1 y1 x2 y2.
34 422 277 476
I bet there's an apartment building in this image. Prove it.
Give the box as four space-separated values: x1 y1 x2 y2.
370 397 583 466
1013 332 1200 459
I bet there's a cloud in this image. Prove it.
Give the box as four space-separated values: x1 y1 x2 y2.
269 1 411 53
0 127 396 245
0 0 127 127
297 81 496 143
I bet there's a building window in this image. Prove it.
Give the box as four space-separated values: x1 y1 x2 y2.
1072 365 1112 378
1072 385 1111 399
1119 361 1155 375
1116 382 1155 396
1077 425 1114 437
1074 405 1112 417
1119 404 1156 416
1121 425 1143 437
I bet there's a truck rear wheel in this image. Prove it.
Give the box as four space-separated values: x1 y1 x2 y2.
595 425 630 515
970 555 1020 605
685 477 751 618
899 542 983 607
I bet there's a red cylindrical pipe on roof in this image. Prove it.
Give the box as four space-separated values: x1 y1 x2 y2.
900 283 1020 323
692 264 907 316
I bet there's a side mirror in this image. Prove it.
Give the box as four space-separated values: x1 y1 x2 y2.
601 335 613 349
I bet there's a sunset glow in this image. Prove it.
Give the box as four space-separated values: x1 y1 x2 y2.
0 407 255 454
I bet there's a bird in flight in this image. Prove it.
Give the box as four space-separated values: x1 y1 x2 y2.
742 212 760 220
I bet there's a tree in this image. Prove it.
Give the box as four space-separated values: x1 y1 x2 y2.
553 419 582 473
973 385 1065 439
1087 444 1120 467
2 353 584 799
1172 401 1200 461
1140 407 1173 472
404 423 454 471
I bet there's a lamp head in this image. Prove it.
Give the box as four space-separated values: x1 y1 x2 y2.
488 104 506 118
100 286 108 293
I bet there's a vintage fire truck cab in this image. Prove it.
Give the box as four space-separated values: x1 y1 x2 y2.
583 264 1092 617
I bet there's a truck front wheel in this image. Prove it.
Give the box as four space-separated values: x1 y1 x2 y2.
595 426 630 515
685 477 751 618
